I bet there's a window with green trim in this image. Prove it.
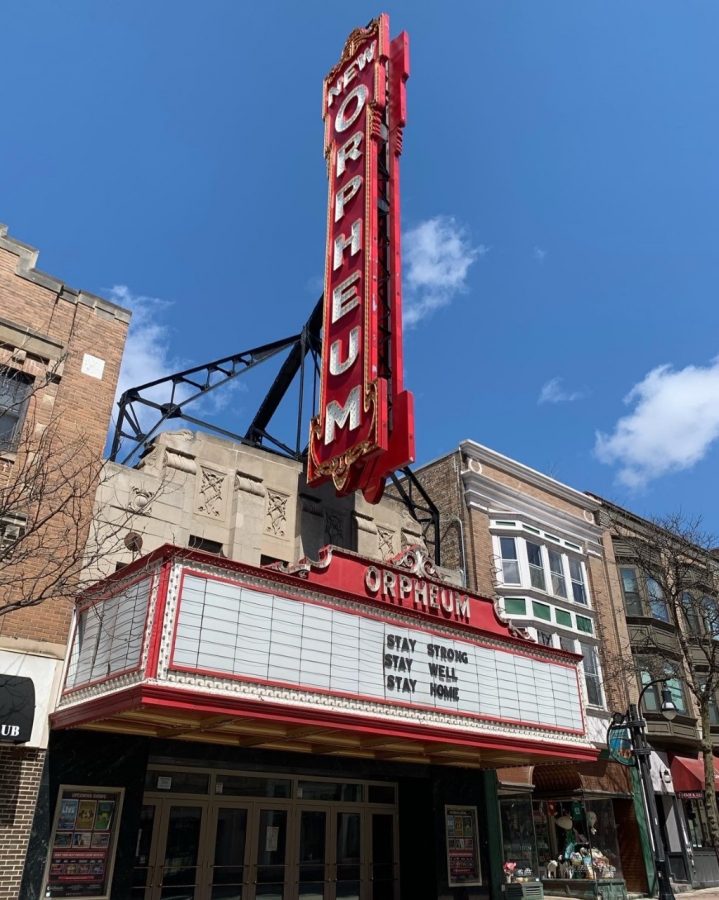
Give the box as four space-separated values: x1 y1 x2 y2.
555 609 572 627
504 598 526 615
576 615 593 634
532 601 551 621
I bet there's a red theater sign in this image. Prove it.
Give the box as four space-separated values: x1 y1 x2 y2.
308 14 415 503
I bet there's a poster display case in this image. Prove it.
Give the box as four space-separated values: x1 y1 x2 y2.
44 785 124 899
445 804 482 887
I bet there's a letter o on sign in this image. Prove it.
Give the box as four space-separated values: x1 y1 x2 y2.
365 566 380 593
335 85 368 133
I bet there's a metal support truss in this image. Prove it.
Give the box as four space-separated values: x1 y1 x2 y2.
109 294 442 563
388 467 441 566
109 297 323 466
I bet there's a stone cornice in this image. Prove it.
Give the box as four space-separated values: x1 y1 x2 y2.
462 469 603 550
0 223 131 324
460 440 601 512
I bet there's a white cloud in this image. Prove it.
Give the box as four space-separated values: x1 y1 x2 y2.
108 285 247 451
108 284 181 403
533 246 547 263
595 356 719 488
403 216 481 326
538 377 585 405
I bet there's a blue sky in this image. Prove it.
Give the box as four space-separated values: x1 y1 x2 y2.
4 2 719 531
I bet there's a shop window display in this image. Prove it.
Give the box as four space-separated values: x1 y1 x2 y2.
499 797 539 881
532 799 623 882
683 798 713 849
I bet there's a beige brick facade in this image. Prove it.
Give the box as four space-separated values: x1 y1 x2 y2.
88 429 437 583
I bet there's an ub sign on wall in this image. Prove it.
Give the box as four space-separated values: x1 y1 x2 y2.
308 14 415 503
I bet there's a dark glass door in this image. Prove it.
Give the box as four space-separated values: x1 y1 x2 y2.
211 806 249 900
298 810 327 900
255 808 288 899
335 813 361 900
131 803 158 899
157 804 205 900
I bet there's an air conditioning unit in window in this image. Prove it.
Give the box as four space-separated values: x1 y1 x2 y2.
0 513 27 555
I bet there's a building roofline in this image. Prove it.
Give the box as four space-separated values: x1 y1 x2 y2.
0 223 132 324
460 440 602 512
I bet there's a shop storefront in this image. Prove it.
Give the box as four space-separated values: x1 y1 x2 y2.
497 762 647 900
25 544 599 899
668 754 719 887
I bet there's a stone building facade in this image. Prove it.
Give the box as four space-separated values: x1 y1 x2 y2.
0 225 129 900
87 429 428 583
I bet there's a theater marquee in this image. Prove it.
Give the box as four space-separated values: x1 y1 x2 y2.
55 545 595 767
308 14 415 503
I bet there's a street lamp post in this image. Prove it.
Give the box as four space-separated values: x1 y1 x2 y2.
611 678 678 900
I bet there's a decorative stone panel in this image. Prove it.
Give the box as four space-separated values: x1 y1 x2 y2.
324 511 345 546
196 466 227 520
377 525 396 560
265 489 289 538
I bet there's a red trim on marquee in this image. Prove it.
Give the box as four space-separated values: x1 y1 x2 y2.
147 560 172 679
50 683 599 764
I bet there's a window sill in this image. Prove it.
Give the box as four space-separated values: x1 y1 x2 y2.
625 615 676 632
0 449 17 465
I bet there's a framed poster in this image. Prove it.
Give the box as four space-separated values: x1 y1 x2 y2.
44 785 124 899
445 804 482 887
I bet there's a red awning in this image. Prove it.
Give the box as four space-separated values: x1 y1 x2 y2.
670 756 719 797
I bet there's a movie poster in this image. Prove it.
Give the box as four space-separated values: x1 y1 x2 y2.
445 805 482 887
44 786 124 899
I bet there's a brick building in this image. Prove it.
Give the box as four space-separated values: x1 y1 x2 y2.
0 224 130 900
412 442 651 898
593 496 719 888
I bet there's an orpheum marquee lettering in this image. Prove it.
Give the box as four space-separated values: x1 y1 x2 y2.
364 564 470 622
308 15 415 503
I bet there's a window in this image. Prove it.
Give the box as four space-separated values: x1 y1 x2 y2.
555 609 572 627
500 537 520 585
537 629 554 647
580 642 603 706
0 369 32 451
646 577 669 622
532 601 551 621
701 595 719 639
0 513 26 557
621 567 671 621
189 535 224 555
576 615 593 634
638 667 686 714
504 597 526 615
526 541 546 590
709 694 719 726
684 798 713 848
548 549 567 598
560 636 576 653
681 591 702 634
569 558 587 605
620 567 643 616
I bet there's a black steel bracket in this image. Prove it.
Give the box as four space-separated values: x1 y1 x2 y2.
388 467 441 566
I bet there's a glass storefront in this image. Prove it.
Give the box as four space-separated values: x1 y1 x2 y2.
499 796 539 881
499 795 624 888
535 799 622 881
